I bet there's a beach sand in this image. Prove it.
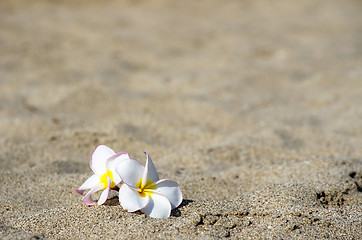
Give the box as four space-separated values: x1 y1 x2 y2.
0 0 361 239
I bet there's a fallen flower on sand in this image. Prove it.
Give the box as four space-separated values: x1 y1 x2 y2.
116 151 182 218
76 145 130 205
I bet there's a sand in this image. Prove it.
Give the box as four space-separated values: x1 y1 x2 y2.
0 0 361 239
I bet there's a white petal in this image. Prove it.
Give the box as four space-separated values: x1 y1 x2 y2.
112 171 122 186
97 177 111 205
83 183 104 206
116 158 144 186
118 184 149 212
140 193 171 218
107 152 130 184
107 152 130 171
153 179 183 209
141 151 159 187
76 174 100 194
90 145 115 175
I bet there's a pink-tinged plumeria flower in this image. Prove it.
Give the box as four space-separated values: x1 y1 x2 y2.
116 151 182 218
76 145 130 206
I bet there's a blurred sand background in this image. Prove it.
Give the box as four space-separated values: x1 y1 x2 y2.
0 0 361 239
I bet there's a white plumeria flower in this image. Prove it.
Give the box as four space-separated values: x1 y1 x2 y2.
76 145 130 206
116 151 182 218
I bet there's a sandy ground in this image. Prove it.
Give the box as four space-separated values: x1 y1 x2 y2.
0 0 361 239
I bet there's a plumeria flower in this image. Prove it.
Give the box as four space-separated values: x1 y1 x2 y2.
116 151 182 218
76 145 130 206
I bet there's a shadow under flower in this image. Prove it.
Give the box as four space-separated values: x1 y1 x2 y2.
103 195 120 206
171 199 194 217
104 196 193 217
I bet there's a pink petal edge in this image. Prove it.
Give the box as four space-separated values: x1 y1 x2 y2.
106 152 130 164
83 183 104 206
76 189 85 195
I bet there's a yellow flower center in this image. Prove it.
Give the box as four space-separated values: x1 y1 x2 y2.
136 178 156 198
100 170 116 189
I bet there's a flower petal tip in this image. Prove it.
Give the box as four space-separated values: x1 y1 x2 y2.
76 189 85 195
83 198 96 206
